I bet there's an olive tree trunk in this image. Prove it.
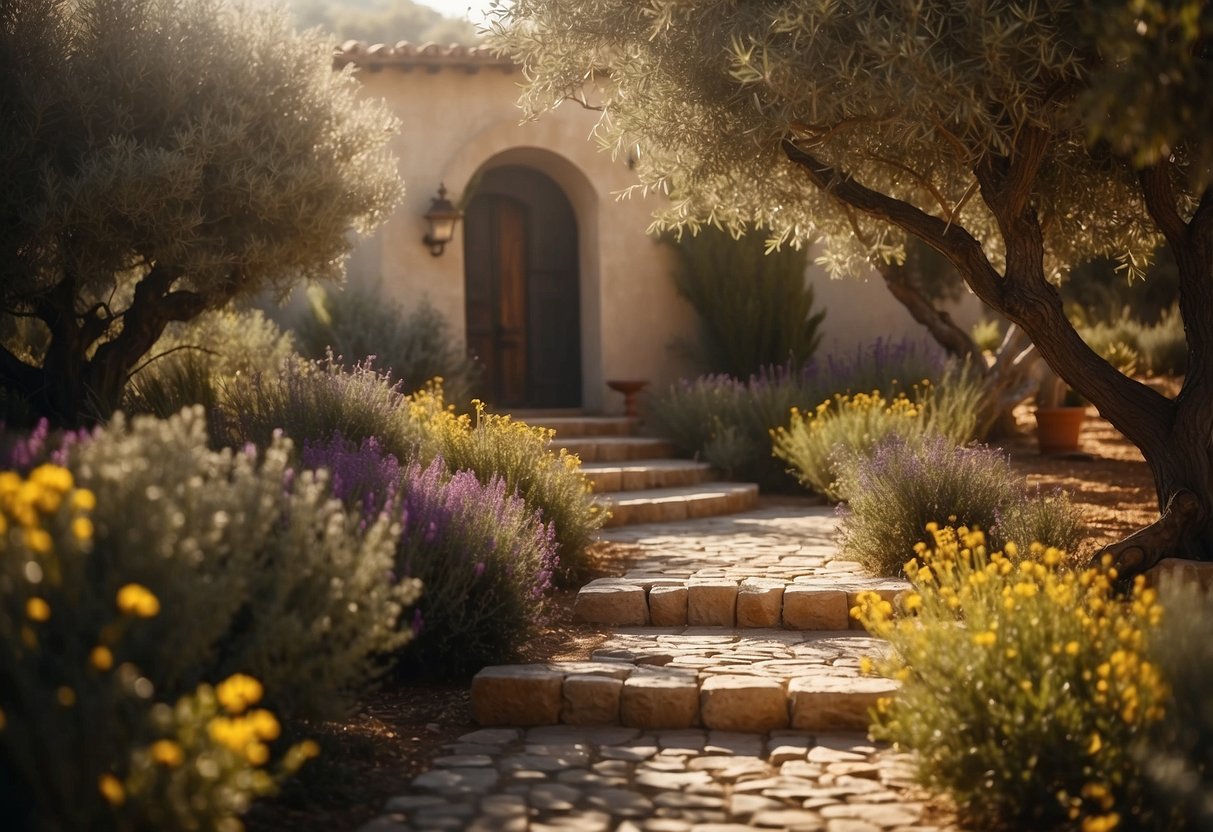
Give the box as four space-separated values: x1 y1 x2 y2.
785 135 1213 577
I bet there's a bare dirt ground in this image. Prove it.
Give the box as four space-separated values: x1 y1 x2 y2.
246 401 1162 832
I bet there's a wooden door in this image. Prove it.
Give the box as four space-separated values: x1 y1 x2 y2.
464 166 581 408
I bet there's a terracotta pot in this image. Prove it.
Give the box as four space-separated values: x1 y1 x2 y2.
1035 406 1086 454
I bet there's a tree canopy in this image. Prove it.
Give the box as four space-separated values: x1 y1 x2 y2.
0 0 403 424
493 0 1213 572
494 1 1208 278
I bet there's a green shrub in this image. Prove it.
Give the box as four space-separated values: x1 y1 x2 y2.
0 463 323 830
293 284 480 407
125 306 298 419
835 434 1084 576
1134 579 1213 831
970 317 1004 353
64 409 416 718
1135 306 1187 376
668 226 825 377
772 364 983 501
407 391 603 587
299 435 560 678
216 355 423 463
646 338 950 491
854 529 1168 831
219 360 601 587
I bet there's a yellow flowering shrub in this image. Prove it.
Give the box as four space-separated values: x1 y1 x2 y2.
0 464 316 829
853 525 1168 831
772 366 981 501
407 385 604 585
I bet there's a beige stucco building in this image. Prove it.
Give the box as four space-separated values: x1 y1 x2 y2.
337 41 983 414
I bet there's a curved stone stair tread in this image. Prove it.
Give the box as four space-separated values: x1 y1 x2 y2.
581 458 714 492
596 482 759 527
553 435 676 463
471 630 896 734
521 415 637 436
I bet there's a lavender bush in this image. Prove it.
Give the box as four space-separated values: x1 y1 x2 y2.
217 354 422 462
836 433 1085 576
302 434 558 678
645 338 949 490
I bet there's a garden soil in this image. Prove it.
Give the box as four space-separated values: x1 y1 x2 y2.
245 404 1159 832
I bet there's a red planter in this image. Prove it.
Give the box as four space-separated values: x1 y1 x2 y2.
1035 407 1086 454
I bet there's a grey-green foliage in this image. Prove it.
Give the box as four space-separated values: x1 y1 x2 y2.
125 305 299 419
293 283 481 408
215 355 424 464
69 408 417 719
1136 579 1213 830
669 227 824 377
287 0 480 45
835 433 1085 577
491 0 1204 278
1073 306 1188 377
0 0 402 424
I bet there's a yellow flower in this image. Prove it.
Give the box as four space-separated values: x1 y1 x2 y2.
972 630 997 647
98 773 125 806
57 686 76 707
1064 641 1080 656
298 739 321 759
23 528 51 554
902 593 923 614
216 674 263 714
1082 813 1121 832
71 517 93 541
71 489 97 512
25 597 51 622
1088 733 1103 754
859 656 874 675
29 464 73 493
116 584 160 618
245 741 270 766
90 646 114 671
248 708 281 741
150 739 184 768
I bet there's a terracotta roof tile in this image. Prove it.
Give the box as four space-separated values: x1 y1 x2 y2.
334 40 515 73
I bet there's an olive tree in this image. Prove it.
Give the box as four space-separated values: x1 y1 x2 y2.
492 0 1213 575
0 0 402 425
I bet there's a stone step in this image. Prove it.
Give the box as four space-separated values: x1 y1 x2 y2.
597 482 759 527
470 631 897 734
556 436 677 463
523 415 638 438
572 575 909 629
582 459 714 493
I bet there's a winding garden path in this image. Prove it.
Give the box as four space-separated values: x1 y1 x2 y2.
357 418 963 832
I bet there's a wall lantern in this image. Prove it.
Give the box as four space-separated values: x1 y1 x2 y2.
422 183 461 257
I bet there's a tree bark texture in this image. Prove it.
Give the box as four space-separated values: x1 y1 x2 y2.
783 138 1213 576
0 265 238 427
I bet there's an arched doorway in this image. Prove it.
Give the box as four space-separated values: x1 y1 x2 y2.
463 165 582 408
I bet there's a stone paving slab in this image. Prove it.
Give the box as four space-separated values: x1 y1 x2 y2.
359 728 963 832
578 508 910 627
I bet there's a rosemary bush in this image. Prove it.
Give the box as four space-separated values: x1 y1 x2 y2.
836 434 1084 576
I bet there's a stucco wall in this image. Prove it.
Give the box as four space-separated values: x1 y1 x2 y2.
344 60 985 413
347 65 699 413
